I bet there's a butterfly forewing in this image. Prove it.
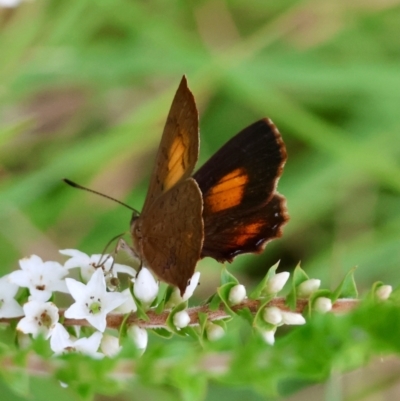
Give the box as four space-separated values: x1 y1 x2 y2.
142 76 199 214
131 76 202 295
193 118 288 262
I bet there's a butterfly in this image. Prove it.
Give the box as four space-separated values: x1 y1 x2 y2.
129 76 289 296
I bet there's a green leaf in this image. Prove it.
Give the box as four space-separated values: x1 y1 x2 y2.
286 263 309 309
1 370 30 397
220 267 239 286
249 261 280 300
332 268 358 301
389 284 400 304
197 312 209 343
292 263 309 286
154 283 169 313
150 328 173 339
55 354 121 399
31 335 52 358
118 312 132 341
131 294 150 322
235 306 254 325
208 292 222 311
217 282 238 316
179 326 201 340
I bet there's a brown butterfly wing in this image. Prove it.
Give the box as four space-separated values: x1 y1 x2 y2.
192 118 288 262
140 178 203 295
142 76 199 214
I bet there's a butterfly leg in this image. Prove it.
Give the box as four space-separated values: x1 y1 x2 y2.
116 238 142 272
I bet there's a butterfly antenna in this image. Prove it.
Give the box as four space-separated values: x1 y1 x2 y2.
63 178 140 216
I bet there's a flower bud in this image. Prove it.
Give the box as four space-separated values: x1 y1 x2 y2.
166 272 201 308
116 289 137 314
127 325 148 350
206 323 225 342
181 272 201 301
281 311 306 325
228 284 246 305
265 272 290 295
133 268 158 307
375 285 392 301
173 310 191 329
297 279 321 298
101 334 121 357
261 329 276 345
313 297 332 313
263 306 283 325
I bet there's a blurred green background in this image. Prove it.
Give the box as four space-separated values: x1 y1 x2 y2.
1 0 400 400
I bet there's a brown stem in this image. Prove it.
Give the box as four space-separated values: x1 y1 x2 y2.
0 297 360 329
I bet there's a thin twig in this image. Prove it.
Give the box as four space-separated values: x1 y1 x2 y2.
0 297 360 329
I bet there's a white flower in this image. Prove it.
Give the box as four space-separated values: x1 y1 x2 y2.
49 323 70 353
0 275 24 318
60 249 136 283
261 328 276 345
133 268 159 307
9 255 69 302
376 285 392 301
74 334 102 356
206 322 225 341
127 325 148 350
314 297 332 313
281 311 306 325
228 284 246 305
297 279 321 298
165 272 201 308
64 269 127 332
265 272 290 295
173 310 191 329
101 334 121 357
115 289 137 314
263 306 283 326
0 0 22 8
50 323 103 358
181 272 200 301
17 300 59 338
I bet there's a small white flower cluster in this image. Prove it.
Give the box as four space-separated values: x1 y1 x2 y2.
260 272 306 345
296 278 332 313
203 283 247 342
1 249 199 358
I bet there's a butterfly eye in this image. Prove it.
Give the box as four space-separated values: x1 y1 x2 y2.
130 213 140 231
130 211 140 223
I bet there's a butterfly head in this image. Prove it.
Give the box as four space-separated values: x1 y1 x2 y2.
130 211 142 256
130 210 140 225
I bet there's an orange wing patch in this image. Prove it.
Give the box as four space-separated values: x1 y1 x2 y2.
234 222 265 246
206 168 248 213
164 133 189 192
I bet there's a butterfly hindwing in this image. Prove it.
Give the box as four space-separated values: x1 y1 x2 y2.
193 118 288 262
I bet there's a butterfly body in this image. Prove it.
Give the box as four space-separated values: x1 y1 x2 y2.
129 76 288 295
